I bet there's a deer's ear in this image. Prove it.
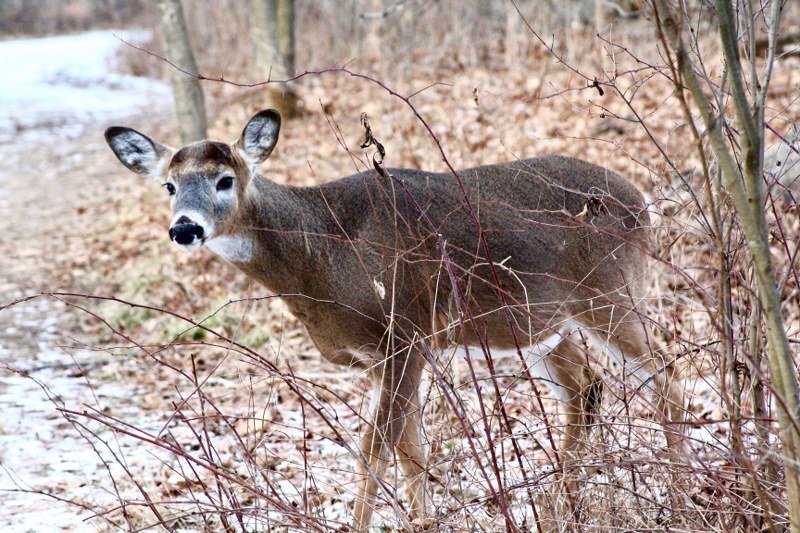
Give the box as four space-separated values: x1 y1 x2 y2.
235 109 281 166
105 127 172 179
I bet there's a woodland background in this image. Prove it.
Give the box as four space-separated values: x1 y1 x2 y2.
1 0 799 531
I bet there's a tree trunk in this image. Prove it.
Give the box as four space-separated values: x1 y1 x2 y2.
595 0 616 34
250 0 301 118
276 0 295 74
654 1 800 529
154 0 207 144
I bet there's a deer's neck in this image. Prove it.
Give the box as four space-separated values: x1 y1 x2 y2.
211 176 332 296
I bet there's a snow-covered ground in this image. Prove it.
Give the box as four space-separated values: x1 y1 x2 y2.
0 299 144 533
0 31 168 146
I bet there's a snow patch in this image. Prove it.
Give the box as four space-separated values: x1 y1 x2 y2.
0 30 169 146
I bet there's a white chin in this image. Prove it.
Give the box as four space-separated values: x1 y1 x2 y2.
174 240 204 252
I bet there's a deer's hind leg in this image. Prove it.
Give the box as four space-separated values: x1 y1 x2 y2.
616 326 685 453
352 350 426 531
582 311 686 454
532 330 605 524
540 332 604 461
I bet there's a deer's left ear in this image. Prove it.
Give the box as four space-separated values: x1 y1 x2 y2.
235 109 281 166
105 127 173 180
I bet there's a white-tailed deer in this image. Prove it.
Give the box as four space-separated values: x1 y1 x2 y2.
105 109 684 530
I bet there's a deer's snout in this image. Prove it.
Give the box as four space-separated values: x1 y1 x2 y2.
169 215 205 246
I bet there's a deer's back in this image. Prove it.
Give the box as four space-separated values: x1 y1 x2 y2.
302 156 649 350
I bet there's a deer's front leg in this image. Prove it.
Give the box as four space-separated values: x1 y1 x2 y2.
352 389 389 530
396 394 429 522
352 351 427 531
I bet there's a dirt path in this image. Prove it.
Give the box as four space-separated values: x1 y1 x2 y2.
0 32 174 531
0 125 118 531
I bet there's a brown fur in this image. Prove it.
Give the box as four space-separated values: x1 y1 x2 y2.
105 112 684 531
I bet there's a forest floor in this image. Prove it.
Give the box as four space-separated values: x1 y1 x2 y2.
1 25 799 533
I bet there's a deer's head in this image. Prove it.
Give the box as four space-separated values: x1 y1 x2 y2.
104 110 281 251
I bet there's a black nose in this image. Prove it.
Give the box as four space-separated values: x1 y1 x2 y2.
169 223 204 245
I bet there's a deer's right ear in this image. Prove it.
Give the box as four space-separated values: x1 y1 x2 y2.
235 109 281 166
104 127 172 180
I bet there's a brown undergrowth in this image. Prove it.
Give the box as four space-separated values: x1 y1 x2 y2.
5 11 800 532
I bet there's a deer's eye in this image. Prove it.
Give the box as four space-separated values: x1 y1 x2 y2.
164 183 176 196
216 176 234 191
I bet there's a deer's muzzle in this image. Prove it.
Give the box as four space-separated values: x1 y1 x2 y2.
169 221 204 246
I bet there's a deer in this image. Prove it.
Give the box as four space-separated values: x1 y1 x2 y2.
105 109 684 531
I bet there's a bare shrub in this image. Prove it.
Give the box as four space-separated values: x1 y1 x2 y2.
4 0 800 531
